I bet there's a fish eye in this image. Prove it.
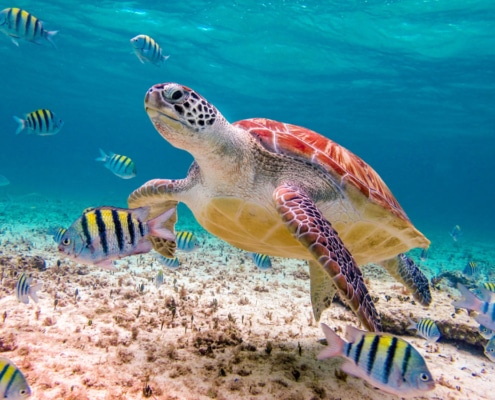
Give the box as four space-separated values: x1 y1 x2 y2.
420 373 430 381
62 238 71 246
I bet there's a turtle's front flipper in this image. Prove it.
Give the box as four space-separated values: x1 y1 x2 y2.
380 254 432 306
274 184 382 332
128 179 180 258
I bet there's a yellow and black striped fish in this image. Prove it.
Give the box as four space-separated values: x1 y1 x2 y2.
13 109 64 136
130 34 170 65
176 231 200 252
483 283 495 293
463 261 479 277
0 7 57 47
0 356 31 398
58 206 175 270
96 149 136 179
407 318 441 343
318 323 435 397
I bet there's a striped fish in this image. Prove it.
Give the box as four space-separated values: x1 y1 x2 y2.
318 323 435 397
176 231 199 252
96 149 136 179
485 336 495 362
13 109 64 136
154 269 164 288
48 226 67 243
407 318 441 343
0 357 31 399
463 261 479 278
58 206 175 270
157 255 180 269
483 283 495 293
130 34 169 65
479 324 494 340
15 272 42 304
452 283 495 331
249 253 272 270
0 7 57 47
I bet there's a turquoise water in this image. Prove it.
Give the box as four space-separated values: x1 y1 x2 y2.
1 0 494 241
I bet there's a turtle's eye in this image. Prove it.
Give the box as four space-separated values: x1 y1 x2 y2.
164 86 187 103
62 238 71 246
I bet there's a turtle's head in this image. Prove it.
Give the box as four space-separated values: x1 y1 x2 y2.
145 83 228 152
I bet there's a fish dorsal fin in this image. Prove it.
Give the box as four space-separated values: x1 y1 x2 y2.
345 325 367 343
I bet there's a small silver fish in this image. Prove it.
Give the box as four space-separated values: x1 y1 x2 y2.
96 149 136 179
15 272 42 304
318 323 435 397
176 231 200 252
449 225 462 242
130 34 169 65
484 336 495 362
408 318 441 343
13 109 64 136
58 206 175 270
154 270 164 288
0 7 57 47
0 356 31 399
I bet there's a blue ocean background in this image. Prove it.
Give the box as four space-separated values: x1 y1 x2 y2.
1 0 494 243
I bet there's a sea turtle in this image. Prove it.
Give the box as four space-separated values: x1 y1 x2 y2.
128 83 432 332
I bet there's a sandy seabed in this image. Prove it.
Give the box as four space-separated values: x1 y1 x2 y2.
0 194 494 399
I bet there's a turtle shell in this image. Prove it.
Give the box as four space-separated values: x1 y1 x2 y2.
235 118 407 221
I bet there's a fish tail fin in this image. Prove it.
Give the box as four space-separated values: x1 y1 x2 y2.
13 115 26 134
163 55 170 62
407 318 417 330
317 323 345 360
29 283 43 303
45 30 58 49
452 283 482 312
148 207 176 241
96 148 108 162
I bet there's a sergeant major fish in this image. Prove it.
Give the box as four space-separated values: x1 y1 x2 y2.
156 255 180 269
96 149 136 179
318 323 435 397
485 336 495 362
15 272 42 304
154 269 164 288
176 231 200 252
249 253 272 270
463 261 479 278
58 206 175 270
0 356 31 399
449 225 462 242
47 227 67 243
0 7 57 47
13 109 64 136
452 283 495 330
407 318 441 343
130 34 169 66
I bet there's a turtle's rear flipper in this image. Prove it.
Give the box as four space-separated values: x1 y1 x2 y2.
380 254 431 306
274 184 382 332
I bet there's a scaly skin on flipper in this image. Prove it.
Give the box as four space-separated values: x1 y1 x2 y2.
129 178 188 257
274 184 382 332
381 254 432 306
309 260 337 322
